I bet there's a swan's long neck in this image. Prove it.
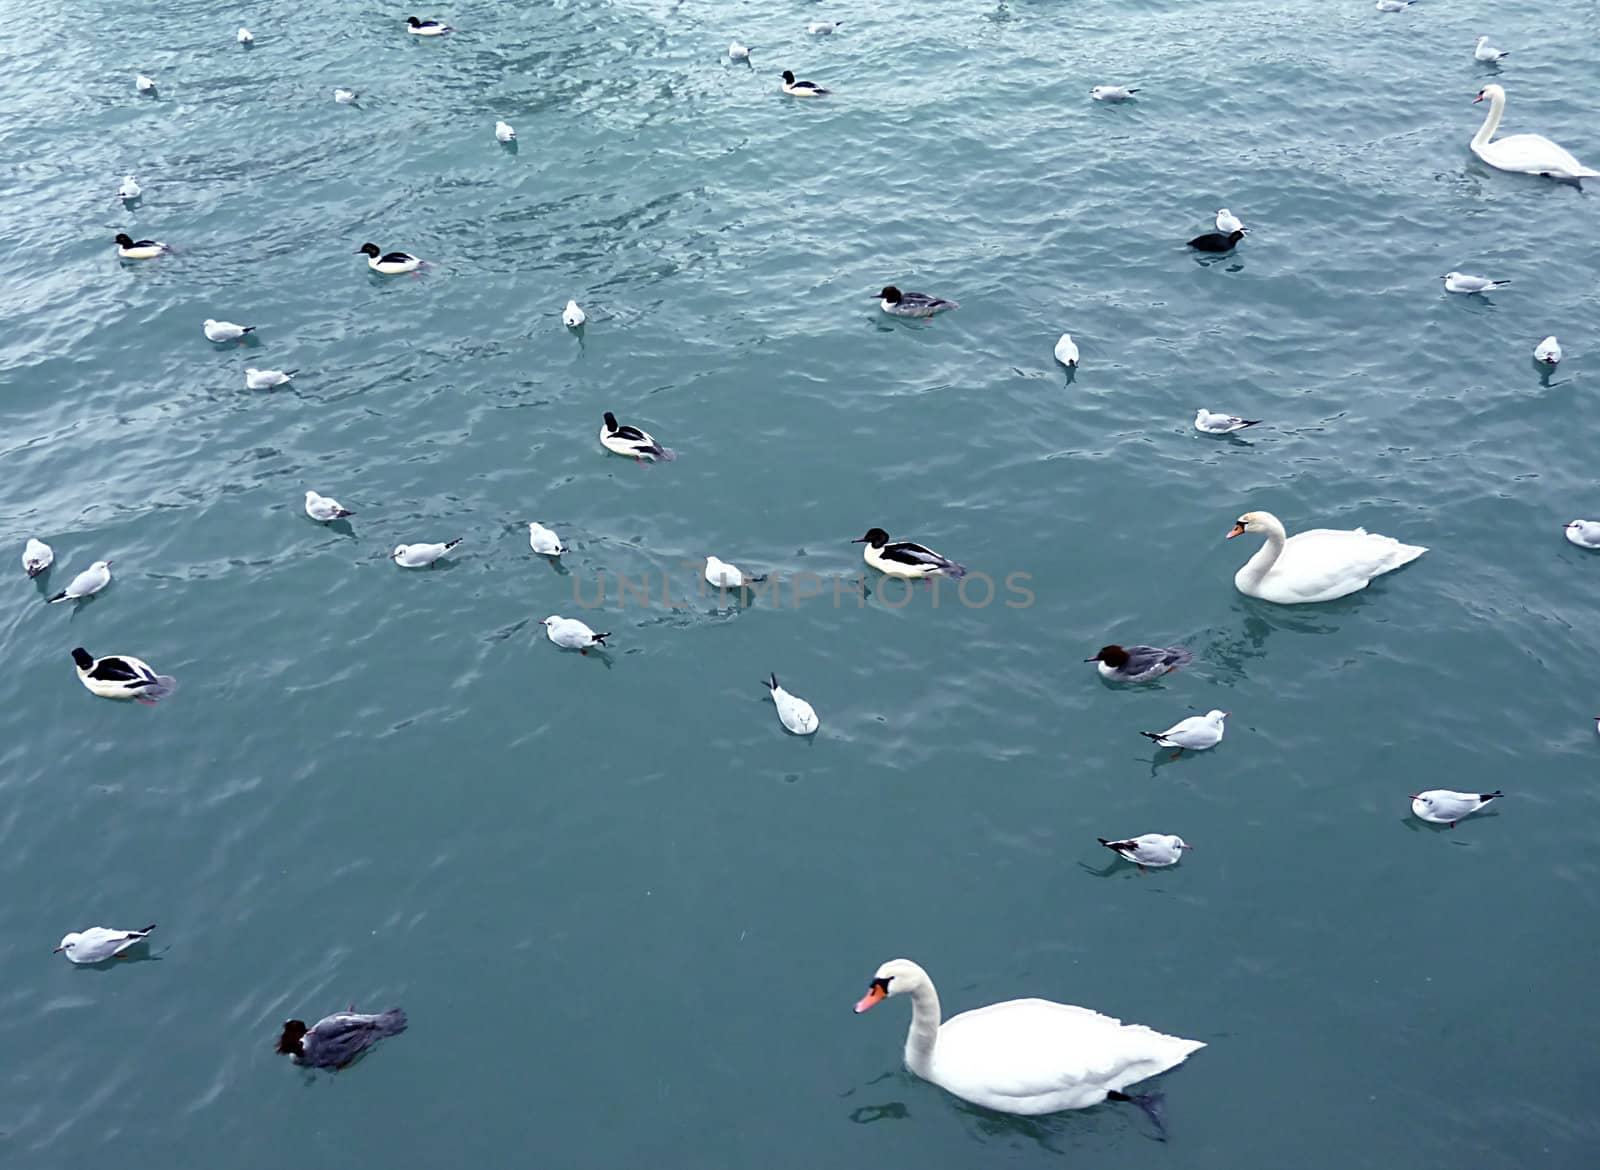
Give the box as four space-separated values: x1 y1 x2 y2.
1238 525 1286 589
902 982 942 1076
1473 90 1504 149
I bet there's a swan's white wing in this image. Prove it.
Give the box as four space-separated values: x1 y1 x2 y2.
1261 528 1425 602
931 999 1202 1113
1479 133 1595 177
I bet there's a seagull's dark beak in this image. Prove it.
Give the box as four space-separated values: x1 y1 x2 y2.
52 946 64 953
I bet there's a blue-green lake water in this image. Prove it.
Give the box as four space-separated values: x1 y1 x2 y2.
2 1 1598 1166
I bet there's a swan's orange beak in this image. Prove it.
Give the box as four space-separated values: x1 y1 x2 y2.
1226 522 1246 539
854 984 886 1013
1473 92 1485 104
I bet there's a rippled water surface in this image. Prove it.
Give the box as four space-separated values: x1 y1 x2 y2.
3 1 1598 1166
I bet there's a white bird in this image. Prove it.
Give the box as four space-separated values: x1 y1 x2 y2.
1411 789 1502 827
117 174 141 201
1374 0 1412 11
237 27 254 44
1194 408 1262 434
135 74 155 92
495 120 515 142
334 88 359 105
47 560 112 603
705 555 761 589
1471 85 1599 181
304 490 354 521
1089 85 1139 102
1473 35 1509 62
245 367 295 390
391 539 461 568
1214 208 1244 234
1053 333 1079 368
853 959 1202 1125
764 673 818 735
1563 520 1600 549
22 538 53 578
71 647 176 702
807 21 843 34
1442 271 1510 294
563 299 586 328
1534 335 1562 365
1227 510 1425 603
55 924 156 964
1140 709 1227 756
728 41 751 60
527 522 566 556
542 614 608 653
406 17 452 36
204 318 255 343
1098 834 1191 870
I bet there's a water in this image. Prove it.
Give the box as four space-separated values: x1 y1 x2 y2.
2 1 1597 1166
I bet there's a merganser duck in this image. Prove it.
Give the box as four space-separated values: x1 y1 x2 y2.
304 490 354 521
71 647 176 702
391 539 461 568
1564 520 1600 548
406 17 452 36
877 285 959 318
600 411 675 461
1140 709 1228 757
115 233 168 259
1410 789 1502 827
278 1008 407 1069
55 924 157 963
853 528 966 579
527 522 566 556
780 70 830 97
1194 408 1261 434
542 615 608 653
48 561 111 602
765 673 819 735
22 538 53 578
1188 228 1246 252
1098 834 1190 871
1215 208 1244 234
356 243 423 274
1085 644 1192 683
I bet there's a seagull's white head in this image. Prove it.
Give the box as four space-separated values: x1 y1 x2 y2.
54 933 81 955
541 615 562 627
390 545 408 560
90 560 111 571
1206 710 1230 723
1171 836 1193 851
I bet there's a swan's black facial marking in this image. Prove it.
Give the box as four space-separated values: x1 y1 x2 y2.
871 976 890 993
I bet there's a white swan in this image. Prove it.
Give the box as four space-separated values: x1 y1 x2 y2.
1470 85 1598 180
1227 511 1425 604
853 959 1203 1119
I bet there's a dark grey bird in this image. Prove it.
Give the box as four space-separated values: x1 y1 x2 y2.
277 1008 407 1069
1085 644 1192 683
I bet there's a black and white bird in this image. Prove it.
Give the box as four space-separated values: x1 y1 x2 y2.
405 16 452 36
356 243 423 275
1098 834 1191 871
115 233 168 259
853 528 966 579
780 70 830 97
527 522 566 556
278 1008 408 1069
48 560 111 603
71 647 176 702
876 285 958 318
600 411 675 461
1411 789 1502 827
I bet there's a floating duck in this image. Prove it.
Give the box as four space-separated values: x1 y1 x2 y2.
115 233 168 259
1188 228 1246 252
780 70 830 97
71 647 176 702
278 1008 408 1069
853 528 966 579
877 285 958 318
356 242 423 274
1085 644 1192 683
600 411 675 461
406 17 452 36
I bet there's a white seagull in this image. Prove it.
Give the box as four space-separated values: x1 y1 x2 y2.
204 318 254 343
1411 789 1502 827
527 522 566 556
1442 271 1510 294
495 120 515 142
1534 336 1562 365
705 555 764 589
47 560 112 603
1090 85 1139 102
1215 208 1244 234
563 299 586 328
1140 709 1227 756
304 490 353 521
1563 520 1600 548
1195 408 1262 434
334 88 359 105
391 539 461 568
245 367 295 390
22 538 54 577
1374 0 1412 11
1053 333 1079 368
765 673 818 735
55 924 156 964
1473 36 1509 62
117 174 141 201
237 27 254 44
728 41 751 60
1098 834 1190 871
542 615 608 653
807 21 843 34
135 74 155 92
